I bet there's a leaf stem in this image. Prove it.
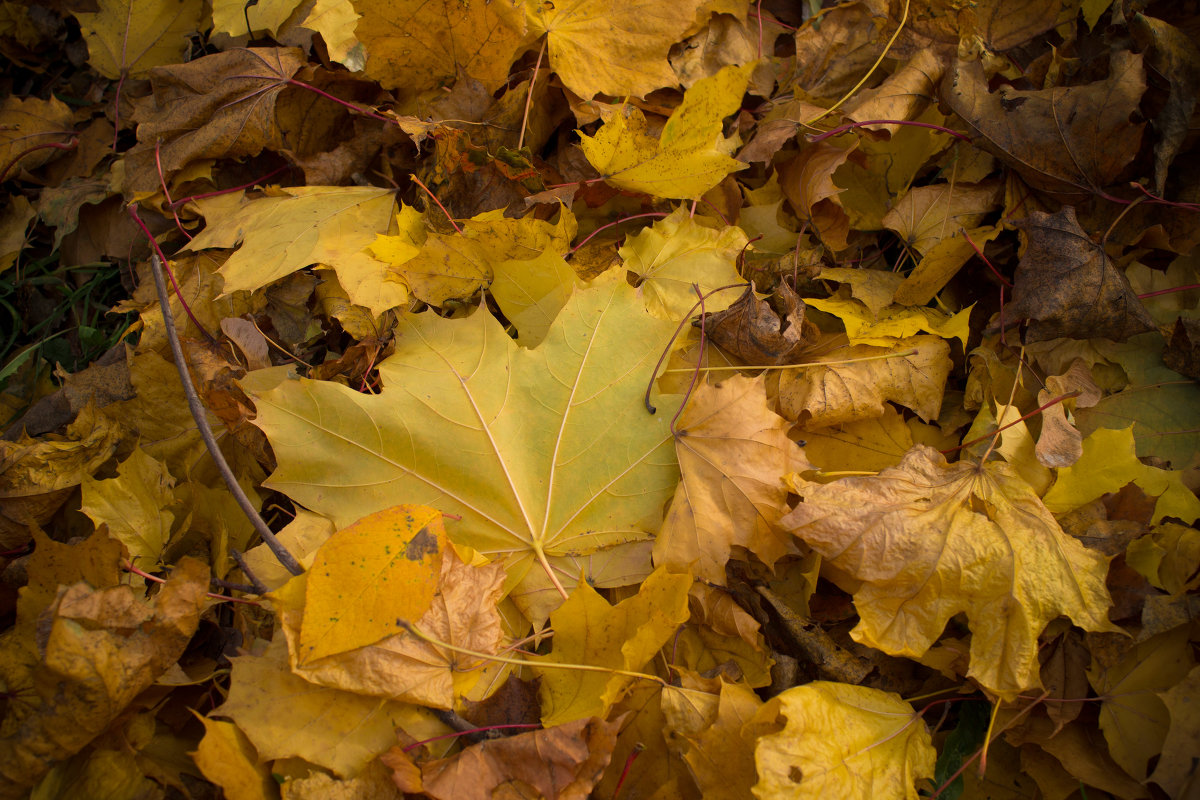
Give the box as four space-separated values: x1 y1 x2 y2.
941 390 1079 456
410 173 462 233
660 348 920 373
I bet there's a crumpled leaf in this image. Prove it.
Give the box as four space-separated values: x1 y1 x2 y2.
299 505 446 664
579 64 752 200
943 52 1145 197
620 205 748 319
777 336 951 428
654 375 812 583
1126 522 1200 595
76 0 203 79
1007 208 1155 343
243 273 682 623
0 558 207 797
119 47 304 193
0 97 74 178
753 681 936 800
407 716 623 800
528 0 708 99
782 445 1121 700
532 567 690 726
701 282 818 366
667 679 762 799
804 294 971 349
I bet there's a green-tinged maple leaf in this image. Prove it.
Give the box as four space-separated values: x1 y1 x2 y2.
620 206 748 320
242 273 682 622
782 445 1121 701
579 64 753 199
753 682 936 800
532 566 691 726
184 186 405 315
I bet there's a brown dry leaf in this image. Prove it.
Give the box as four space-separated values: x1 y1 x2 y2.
414 716 623 800
1130 13 1200 194
1004 717 1151 800
1034 358 1101 468
119 47 304 192
943 52 1146 198
1162 316 1200 379
791 0 893 101
1149 665 1200 799
782 445 1121 700
701 283 819 366
843 48 945 136
1007 207 1156 342
777 335 951 428
354 0 525 93
779 142 857 251
896 0 1062 52
655 375 812 583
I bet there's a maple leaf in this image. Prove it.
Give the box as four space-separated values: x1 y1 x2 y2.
243 273 682 621
782 445 1121 700
75 0 203 79
579 64 753 200
753 682 936 800
654 375 812 584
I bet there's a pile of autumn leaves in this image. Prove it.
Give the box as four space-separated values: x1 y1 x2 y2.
1 0 1200 798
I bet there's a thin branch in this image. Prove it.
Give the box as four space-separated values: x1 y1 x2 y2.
146 251 304 576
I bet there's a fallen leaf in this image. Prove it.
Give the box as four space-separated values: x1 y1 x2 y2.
782 445 1120 700
1125 522 1200 595
190 716 276 800
79 447 176 571
0 96 75 177
532 567 690 726
943 52 1146 198
299 505 446 664
1148 665 1200 798
528 0 707 99
753 681 936 800
701 282 818 365
1007 208 1156 342
579 64 752 199
244 273 682 622
655 375 812 583
777 336 951 428
75 0 203 79
882 180 1001 256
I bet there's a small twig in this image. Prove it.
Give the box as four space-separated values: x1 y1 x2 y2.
146 251 304 575
229 547 269 594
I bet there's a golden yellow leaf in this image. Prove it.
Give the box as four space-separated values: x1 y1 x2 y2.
211 0 302 37
532 567 690 726
655 375 812 583
299 505 446 664
79 447 176 571
76 0 203 79
1149 665 1200 799
0 96 73 187
804 295 971 349
620 205 748 320
1126 522 1200 595
215 637 430 778
527 0 708 99
882 180 1001 256
190 717 275 800
753 682 935 800
579 64 752 200
782 445 1121 700
184 186 405 314
1042 426 1200 524
354 0 525 92
671 680 763 799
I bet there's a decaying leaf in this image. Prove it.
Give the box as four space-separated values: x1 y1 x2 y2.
783 445 1121 700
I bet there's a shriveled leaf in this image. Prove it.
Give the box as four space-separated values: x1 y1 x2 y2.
753 682 936 800
299 505 446 664
777 336 951 428
782 445 1120 700
701 283 818 366
655 375 812 583
0 97 74 178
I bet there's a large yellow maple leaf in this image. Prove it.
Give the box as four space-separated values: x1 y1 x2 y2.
243 272 681 622
782 445 1120 701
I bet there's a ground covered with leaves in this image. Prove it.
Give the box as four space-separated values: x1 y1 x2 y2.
1 0 1199 797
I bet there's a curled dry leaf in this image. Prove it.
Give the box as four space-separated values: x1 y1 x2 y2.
701 283 819 366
